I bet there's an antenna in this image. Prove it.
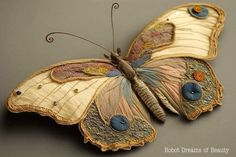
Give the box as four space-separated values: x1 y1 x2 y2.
45 32 112 54
111 3 119 52
45 3 120 55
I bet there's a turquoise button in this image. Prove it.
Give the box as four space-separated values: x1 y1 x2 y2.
182 82 202 101
110 115 129 132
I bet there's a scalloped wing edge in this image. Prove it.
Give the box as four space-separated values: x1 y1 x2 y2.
6 59 114 125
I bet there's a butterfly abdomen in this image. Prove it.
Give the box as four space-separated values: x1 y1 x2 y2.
132 76 166 122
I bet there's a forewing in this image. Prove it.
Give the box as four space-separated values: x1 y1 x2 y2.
137 57 223 120
7 59 120 125
80 76 156 151
125 3 225 64
50 59 120 83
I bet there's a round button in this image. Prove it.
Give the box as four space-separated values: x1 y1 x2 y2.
110 115 129 132
193 5 202 13
182 82 202 101
188 6 209 19
193 70 205 82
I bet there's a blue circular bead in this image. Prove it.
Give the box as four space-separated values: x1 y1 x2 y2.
182 82 202 101
110 115 129 132
188 6 209 19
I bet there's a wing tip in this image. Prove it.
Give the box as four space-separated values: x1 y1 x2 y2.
7 93 80 125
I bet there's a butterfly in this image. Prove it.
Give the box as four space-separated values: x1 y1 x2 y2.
7 3 225 151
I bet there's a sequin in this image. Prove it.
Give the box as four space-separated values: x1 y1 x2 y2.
110 115 129 132
74 89 79 93
182 82 202 101
37 84 42 89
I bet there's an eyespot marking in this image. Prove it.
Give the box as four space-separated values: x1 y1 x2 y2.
110 115 129 132
182 82 202 101
188 5 208 19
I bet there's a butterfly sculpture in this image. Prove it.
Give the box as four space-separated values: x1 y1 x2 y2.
7 3 225 151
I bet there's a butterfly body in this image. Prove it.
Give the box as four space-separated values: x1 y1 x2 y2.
132 76 166 121
111 52 166 122
7 3 225 151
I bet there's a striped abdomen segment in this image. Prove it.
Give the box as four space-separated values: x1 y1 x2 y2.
132 77 166 122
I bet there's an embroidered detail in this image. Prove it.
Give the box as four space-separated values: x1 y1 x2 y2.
106 69 121 77
110 115 130 132
131 54 151 68
193 5 202 13
127 23 174 62
83 66 110 75
182 82 202 101
193 70 205 81
188 5 209 19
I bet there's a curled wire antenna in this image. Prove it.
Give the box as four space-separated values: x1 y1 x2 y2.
111 2 119 52
45 32 112 54
45 3 120 55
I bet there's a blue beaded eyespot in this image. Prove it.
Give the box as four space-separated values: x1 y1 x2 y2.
110 115 129 132
188 5 209 19
182 82 202 101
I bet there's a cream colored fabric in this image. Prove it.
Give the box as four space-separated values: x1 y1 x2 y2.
152 6 220 59
8 70 111 125
126 3 225 60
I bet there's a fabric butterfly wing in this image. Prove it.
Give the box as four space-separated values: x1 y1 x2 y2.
137 57 223 120
7 59 121 125
80 76 156 151
125 3 225 120
7 59 156 151
125 3 225 64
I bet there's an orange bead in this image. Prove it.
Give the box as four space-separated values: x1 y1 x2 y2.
193 5 202 13
193 71 205 81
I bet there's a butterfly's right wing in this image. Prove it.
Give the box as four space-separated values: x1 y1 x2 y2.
80 76 156 151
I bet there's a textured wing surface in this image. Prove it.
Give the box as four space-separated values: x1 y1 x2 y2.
80 76 156 151
7 59 119 125
137 57 223 120
125 3 225 63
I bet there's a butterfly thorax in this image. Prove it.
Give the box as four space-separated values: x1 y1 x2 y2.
111 52 136 80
